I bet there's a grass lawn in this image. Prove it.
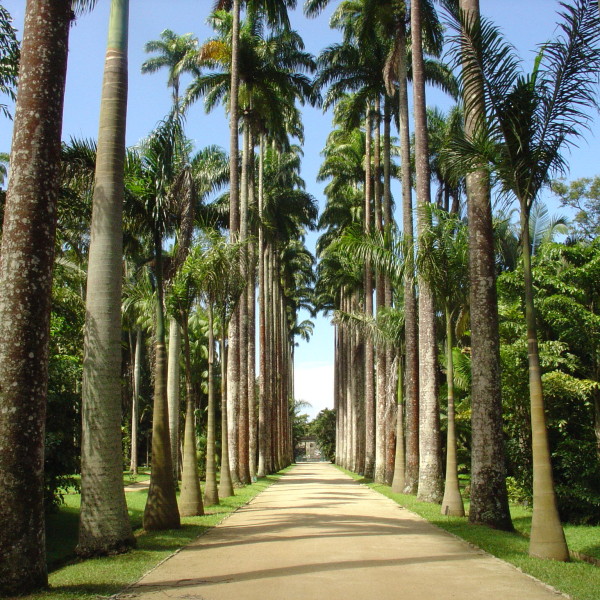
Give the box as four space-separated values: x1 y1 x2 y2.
340 467 600 600
19 471 286 600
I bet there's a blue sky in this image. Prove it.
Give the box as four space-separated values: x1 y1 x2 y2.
2 0 599 418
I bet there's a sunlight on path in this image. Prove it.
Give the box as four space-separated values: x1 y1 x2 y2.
117 463 565 600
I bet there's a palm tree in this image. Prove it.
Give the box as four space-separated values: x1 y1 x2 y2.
314 0 454 487
142 29 200 485
260 146 318 472
416 206 468 516
188 11 315 483
133 117 187 531
411 0 443 504
198 233 246 498
77 0 135 557
122 262 156 475
0 1 96 594
447 0 513 531
167 254 204 517
447 0 600 558
141 29 199 111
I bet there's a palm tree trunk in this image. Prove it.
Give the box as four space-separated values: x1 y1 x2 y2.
248 244 258 479
334 325 341 464
364 107 376 479
0 1 71 593
178 314 204 516
143 235 181 530
264 243 274 473
78 0 135 557
354 317 366 474
594 386 600 460
227 307 242 486
373 96 387 484
521 211 569 561
204 303 219 505
459 0 512 530
391 354 406 493
383 97 396 486
257 137 268 478
130 328 142 475
441 311 464 516
237 123 251 486
219 335 235 497
398 17 419 494
338 296 346 468
412 0 443 503
247 134 257 479
167 318 181 484
226 0 242 489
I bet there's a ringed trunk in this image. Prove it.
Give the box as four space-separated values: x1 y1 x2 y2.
78 0 135 556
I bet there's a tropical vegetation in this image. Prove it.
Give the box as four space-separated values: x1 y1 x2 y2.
1 0 600 597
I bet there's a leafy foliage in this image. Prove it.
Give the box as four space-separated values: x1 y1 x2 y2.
0 3 19 119
552 176 600 242
46 264 86 508
498 240 600 523
309 408 336 461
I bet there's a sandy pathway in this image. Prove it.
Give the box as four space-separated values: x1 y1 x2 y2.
117 462 565 600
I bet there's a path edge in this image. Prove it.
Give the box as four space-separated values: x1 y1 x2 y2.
335 466 571 600
109 469 290 600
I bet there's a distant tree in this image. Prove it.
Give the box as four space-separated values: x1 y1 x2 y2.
552 176 600 241
310 408 336 462
292 399 312 454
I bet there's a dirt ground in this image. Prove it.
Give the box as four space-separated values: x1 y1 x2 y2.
117 462 567 600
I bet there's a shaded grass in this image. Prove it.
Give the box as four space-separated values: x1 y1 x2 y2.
17 470 286 600
340 467 600 600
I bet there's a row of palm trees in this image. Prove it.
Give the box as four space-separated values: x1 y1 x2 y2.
0 0 317 595
313 0 600 566
1 0 599 595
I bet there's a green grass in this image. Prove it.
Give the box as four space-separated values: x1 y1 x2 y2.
18 471 286 600
339 467 600 600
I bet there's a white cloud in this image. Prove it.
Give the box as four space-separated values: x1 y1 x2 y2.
294 362 334 420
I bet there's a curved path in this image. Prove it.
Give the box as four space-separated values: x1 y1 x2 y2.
119 463 565 600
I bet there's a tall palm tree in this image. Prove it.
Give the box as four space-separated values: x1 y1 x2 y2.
213 0 301 479
199 233 246 498
188 11 315 483
416 206 468 516
142 29 200 485
0 1 96 594
77 0 135 557
447 0 600 558
447 0 513 531
132 117 186 531
167 253 204 517
411 0 443 504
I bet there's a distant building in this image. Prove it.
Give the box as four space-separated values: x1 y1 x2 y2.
295 436 324 462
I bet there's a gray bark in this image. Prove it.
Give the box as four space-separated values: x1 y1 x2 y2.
412 0 443 503
460 0 512 530
78 0 135 557
397 18 419 495
167 318 181 483
130 329 142 475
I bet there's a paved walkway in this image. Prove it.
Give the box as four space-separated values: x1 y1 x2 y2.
118 463 565 600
